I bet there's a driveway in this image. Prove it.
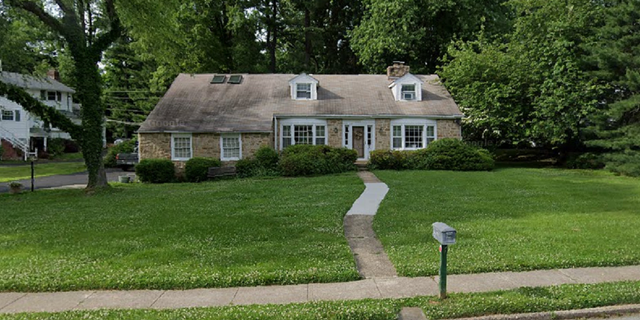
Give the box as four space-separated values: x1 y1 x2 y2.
0 168 135 193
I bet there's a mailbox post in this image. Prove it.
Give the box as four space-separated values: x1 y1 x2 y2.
432 222 456 299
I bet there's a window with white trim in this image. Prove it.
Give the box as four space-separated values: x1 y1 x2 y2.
401 84 416 101
221 134 241 160
2 110 14 121
391 123 436 150
296 83 312 99
281 123 327 149
171 133 192 160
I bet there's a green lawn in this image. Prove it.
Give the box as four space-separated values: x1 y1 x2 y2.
2 281 639 319
0 162 86 182
0 174 363 291
373 168 640 277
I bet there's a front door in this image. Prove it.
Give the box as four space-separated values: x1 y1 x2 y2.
353 126 365 158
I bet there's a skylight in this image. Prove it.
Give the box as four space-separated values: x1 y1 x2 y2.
228 75 243 84
210 75 226 84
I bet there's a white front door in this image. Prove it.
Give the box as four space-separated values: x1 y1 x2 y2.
344 120 375 160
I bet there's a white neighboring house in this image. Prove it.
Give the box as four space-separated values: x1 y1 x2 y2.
0 70 82 160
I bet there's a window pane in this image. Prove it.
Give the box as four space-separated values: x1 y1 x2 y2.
427 138 435 145
393 138 402 149
173 137 191 159
283 138 292 149
344 126 349 146
296 83 312 99
392 126 402 137
404 125 423 148
316 138 326 145
367 125 373 145
426 126 435 137
222 136 240 158
401 85 416 100
316 125 325 138
47 91 56 101
294 125 313 144
2 111 14 121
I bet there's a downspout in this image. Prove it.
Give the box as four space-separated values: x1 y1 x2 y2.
274 116 278 151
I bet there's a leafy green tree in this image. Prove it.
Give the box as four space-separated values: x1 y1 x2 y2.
0 0 124 190
440 0 603 153
0 6 54 73
585 0 640 176
350 0 512 74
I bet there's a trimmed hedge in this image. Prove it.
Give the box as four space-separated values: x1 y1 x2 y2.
135 159 176 183
279 145 357 176
185 157 221 182
369 138 494 171
236 146 281 178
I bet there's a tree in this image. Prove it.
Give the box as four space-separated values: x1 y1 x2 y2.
585 0 640 176
350 0 512 74
0 0 124 190
0 6 55 73
439 0 603 153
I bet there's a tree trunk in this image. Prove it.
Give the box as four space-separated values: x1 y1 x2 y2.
304 7 311 70
74 54 109 190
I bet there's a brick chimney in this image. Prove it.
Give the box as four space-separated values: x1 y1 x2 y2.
47 69 61 81
387 61 410 80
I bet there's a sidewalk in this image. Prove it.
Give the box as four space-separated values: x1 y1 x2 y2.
1 265 639 313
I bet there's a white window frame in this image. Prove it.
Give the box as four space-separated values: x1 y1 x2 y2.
171 133 192 161
343 120 376 160
390 119 437 151
220 134 242 161
401 84 416 101
296 83 312 100
1 110 14 121
279 119 327 150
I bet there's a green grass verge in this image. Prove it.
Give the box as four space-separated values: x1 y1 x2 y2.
2 281 640 319
373 168 640 277
0 174 363 291
0 162 86 182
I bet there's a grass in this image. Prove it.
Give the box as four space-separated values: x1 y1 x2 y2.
373 168 640 277
2 281 640 319
0 162 86 182
0 174 363 291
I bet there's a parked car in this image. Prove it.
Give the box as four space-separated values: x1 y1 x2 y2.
116 147 138 171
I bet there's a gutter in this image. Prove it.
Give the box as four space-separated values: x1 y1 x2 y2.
273 114 465 120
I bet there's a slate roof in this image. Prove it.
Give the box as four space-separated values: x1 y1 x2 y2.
139 73 463 133
0 72 75 93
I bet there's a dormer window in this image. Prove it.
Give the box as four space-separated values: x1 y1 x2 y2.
389 73 423 102
296 83 312 99
289 73 319 100
401 84 416 101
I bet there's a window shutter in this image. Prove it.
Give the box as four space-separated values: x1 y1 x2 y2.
14 110 20 122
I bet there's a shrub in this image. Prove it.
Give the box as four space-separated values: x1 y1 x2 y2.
423 138 494 171
565 153 606 170
279 145 357 176
135 159 176 183
0 144 4 160
254 146 279 169
368 139 494 171
47 138 66 158
185 157 221 182
603 150 640 177
104 139 136 168
236 158 261 178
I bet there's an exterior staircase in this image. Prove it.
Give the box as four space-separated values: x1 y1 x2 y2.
355 160 368 171
0 127 36 161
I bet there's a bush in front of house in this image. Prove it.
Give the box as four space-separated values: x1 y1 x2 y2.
236 146 281 178
185 157 222 182
104 139 136 168
135 159 176 183
47 138 66 158
368 139 494 171
279 145 357 176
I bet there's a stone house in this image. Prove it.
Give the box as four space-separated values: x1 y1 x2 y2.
138 62 463 168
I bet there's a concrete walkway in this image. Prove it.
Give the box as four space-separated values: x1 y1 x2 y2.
344 170 397 278
1 265 639 314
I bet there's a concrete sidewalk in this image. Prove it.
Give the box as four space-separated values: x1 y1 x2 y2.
1 265 639 314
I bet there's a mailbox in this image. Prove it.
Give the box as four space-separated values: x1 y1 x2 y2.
432 222 456 245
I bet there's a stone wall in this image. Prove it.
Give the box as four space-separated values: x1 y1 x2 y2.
327 119 343 148
193 133 221 159
242 133 273 158
138 133 171 160
437 120 462 139
375 119 391 150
